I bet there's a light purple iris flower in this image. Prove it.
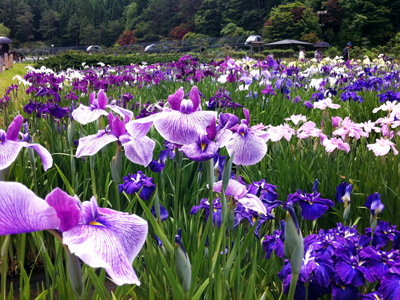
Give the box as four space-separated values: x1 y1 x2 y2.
212 179 267 215
128 86 217 145
226 108 268 165
0 115 53 171
76 112 155 167
72 89 133 125
0 181 148 286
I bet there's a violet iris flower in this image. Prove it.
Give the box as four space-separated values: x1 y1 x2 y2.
0 181 148 286
360 246 400 280
190 198 222 227
379 264 400 300
365 193 385 216
286 189 334 221
118 171 156 200
212 179 267 215
233 203 274 238
262 225 285 259
246 180 282 212
76 113 155 167
72 89 133 125
335 182 353 204
0 115 53 171
180 132 219 162
128 86 217 145
226 108 268 165
151 204 169 221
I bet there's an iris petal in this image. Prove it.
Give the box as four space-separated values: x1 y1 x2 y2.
0 140 24 170
226 131 267 165
72 105 108 125
76 131 118 157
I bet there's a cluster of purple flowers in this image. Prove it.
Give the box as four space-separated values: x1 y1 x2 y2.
0 84 18 103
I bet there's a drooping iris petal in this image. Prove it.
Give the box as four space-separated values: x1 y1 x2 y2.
212 179 247 199
238 194 267 215
0 181 60 235
26 143 53 171
106 103 134 121
76 131 118 157
72 105 109 125
63 209 148 286
125 121 153 139
0 140 25 170
190 86 201 111
298 201 331 221
120 135 155 167
226 131 267 165
153 110 217 145
45 188 81 232
6 115 23 141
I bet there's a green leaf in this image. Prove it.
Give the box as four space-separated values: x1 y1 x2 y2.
54 164 75 196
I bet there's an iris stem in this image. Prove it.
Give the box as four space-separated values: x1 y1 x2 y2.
90 155 97 200
288 272 299 300
206 158 214 298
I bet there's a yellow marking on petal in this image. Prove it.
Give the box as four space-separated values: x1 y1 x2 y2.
252 216 256 223
201 143 207 151
240 132 245 137
132 116 135 120
316 262 319 266
214 209 217 213
89 221 104 226
341 286 345 290
309 201 313 205
374 295 380 300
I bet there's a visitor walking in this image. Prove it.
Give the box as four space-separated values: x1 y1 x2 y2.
314 47 323 62
298 47 306 62
342 42 352 61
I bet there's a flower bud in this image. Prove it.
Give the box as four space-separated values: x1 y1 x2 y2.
67 252 84 300
175 229 191 293
284 208 304 275
343 204 351 221
67 121 76 147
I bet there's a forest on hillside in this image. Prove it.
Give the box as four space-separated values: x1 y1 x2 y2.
0 0 399 49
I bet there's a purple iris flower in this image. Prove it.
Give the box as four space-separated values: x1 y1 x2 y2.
233 203 274 238
336 182 353 204
76 112 155 167
37 102 69 119
35 87 60 102
365 193 385 216
72 89 133 125
334 246 374 286
360 246 400 280
262 227 284 259
226 108 268 165
286 189 334 221
181 132 219 162
358 292 383 300
379 264 400 300
331 283 358 300
0 115 53 171
0 181 148 286
129 86 217 145
190 198 222 227
366 221 400 249
151 204 169 221
246 180 281 212
212 179 267 215
149 149 169 173
118 171 156 200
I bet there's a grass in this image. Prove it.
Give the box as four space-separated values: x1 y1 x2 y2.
0 62 31 98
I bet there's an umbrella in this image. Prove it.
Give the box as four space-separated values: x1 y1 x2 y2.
314 42 330 48
0 37 12 44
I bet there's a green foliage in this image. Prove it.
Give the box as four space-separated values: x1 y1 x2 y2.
220 23 255 37
33 53 210 71
0 22 10 37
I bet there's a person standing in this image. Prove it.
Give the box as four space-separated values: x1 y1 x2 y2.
314 47 323 62
342 42 352 61
298 47 306 62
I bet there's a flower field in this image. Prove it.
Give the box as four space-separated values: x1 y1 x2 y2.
1 54 400 300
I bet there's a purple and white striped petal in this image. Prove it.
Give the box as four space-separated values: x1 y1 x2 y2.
45 188 81 232
121 135 155 167
153 110 217 145
125 121 153 139
26 143 53 171
216 129 233 148
0 181 60 235
72 105 108 125
212 179 247 200
226 132 267 165
0 140 25 170
62 210 148 286
76 131 118 157
106 103 134 121
181 140 219 162
238 194 267 215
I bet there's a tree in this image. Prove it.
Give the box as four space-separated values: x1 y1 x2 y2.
195 0 222 37
0 23 10 37
64 13 81 46
169 23 193 40
80 21 100 45
39 9 61 44
14 3 35 44
117 30 135 46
